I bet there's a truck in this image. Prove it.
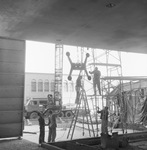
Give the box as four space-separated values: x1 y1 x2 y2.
25 97 74 119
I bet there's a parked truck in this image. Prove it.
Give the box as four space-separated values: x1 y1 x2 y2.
25 97 74 119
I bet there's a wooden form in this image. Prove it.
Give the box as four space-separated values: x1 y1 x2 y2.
42 131 147 150
0 37 25 138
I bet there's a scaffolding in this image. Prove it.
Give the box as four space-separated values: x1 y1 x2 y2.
66 47 147 138
54 44 63 105
86 49 123 135
66 48 123 136
89 49 122 107
89 49 147 134
108 77 147 134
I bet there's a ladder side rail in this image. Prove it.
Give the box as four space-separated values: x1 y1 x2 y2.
83 88 95 137
67 109 76 139
67 92 82 140
70 95 82 140
85 95 95 137
81 91 91 137
90 96 98 135
95 95 99 136
67 102 80 139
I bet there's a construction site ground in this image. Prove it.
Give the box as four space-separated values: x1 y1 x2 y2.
1 119 147 150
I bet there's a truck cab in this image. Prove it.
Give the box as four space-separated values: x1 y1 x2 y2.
25 98 48 119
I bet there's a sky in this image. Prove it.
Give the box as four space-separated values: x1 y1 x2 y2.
25 40 147 77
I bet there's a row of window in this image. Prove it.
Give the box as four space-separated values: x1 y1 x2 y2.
64 81 75 92
31 79 54 92
31 79 75 92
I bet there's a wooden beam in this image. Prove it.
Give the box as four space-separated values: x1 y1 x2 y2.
101 76 147 80
89 63 121 67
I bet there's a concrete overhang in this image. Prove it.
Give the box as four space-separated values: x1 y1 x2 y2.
0 0 147 53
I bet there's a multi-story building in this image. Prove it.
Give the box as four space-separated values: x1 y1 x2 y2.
24 72 78 105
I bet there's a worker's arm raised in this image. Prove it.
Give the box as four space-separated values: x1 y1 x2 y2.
89 70 94 74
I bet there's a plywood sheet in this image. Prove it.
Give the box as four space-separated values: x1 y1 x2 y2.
0 62 24 73
0 49 25 63
0 86 24 98
0 98 23 111
0 37 25 138
0 111 22 124
0 74 24 85
0 123 23 138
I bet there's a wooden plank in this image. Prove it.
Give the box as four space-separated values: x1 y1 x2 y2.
0 123 23 138
0 37 25 138
0 49 25 63
0 38 25 51
50 142 67 149
50 137 100 148
66 142 97 150
43 132 147 150
89 62 121 67
101 76 147 81
0 86 24 98
0 111 22 124
0 62 24 74
0 74 24 86
0 98 23 111
42 143 65 150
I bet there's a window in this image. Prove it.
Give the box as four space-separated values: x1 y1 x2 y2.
70 81 74 92
68 81 74 92
44 79 49 92
39 100 47 105
51 81 54 92
30 101 37 105
31 79 36 92
38 79 43 92
64 80 68 92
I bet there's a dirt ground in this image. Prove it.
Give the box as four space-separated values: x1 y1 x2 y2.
0 138 46 150
23 119 94 144
1 119 147 150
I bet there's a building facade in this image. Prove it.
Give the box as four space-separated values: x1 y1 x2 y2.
24 72 78 105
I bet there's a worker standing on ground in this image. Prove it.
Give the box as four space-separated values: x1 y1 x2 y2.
89 67 101 95
24 106 32 126
48 110 61 142
37 112 45 145
75 75 82 104
97 106 109 134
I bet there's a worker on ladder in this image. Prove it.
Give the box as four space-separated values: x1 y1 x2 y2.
89 67 101 95
75 75 82 104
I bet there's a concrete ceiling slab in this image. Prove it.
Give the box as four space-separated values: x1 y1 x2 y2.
0 0 147 53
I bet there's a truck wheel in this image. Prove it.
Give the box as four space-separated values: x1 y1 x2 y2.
58 112 64 118
30 111 38 119
65 111 73 118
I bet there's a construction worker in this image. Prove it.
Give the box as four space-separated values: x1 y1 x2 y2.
75 75 82 104
37 112 45 145
97 106 109 134
47 94 54 105
24 106 32 126
48 110 61 142
89 67 101 95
